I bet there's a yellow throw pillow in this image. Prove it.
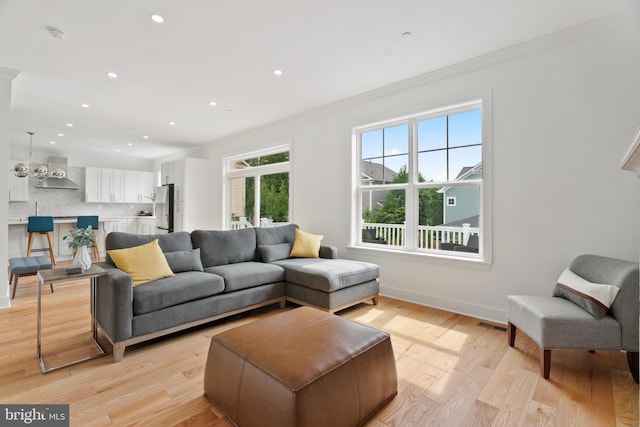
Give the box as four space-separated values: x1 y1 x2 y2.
290 229 324 258
108 239 175 286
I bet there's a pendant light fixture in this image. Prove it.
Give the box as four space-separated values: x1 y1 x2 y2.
12 132 48 179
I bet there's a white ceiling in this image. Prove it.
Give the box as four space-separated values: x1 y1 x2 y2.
0 0 633 160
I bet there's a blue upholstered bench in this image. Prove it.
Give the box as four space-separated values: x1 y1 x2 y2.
9 256 54 299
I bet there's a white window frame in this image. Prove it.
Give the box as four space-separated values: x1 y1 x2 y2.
446 196 457 207
223 143 291 230
352 93 493 266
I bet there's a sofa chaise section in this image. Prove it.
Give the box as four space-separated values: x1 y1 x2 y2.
254 224 380 313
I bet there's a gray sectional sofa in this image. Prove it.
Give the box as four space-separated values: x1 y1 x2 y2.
94 224 380 362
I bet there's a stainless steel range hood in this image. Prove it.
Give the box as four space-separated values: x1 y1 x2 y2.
35 156 80 190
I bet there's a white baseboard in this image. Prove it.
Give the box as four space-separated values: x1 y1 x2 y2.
380 284 506 325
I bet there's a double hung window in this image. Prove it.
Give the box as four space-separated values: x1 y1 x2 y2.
355 98 489 260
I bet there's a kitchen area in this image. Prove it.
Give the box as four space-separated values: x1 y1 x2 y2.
8 156 210 262
8 159 158 262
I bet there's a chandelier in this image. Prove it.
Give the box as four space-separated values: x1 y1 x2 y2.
12 132 48 179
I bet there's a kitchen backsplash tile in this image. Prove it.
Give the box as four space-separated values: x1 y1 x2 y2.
8 165 152 220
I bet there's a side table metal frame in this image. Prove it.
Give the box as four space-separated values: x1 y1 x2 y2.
36 265 107 373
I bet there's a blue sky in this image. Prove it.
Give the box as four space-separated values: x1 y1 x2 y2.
362 109 482 182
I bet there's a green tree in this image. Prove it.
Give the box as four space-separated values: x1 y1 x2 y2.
370 165 443 225
244 152 290 224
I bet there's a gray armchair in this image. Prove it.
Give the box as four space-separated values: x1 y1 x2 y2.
506 254 639 383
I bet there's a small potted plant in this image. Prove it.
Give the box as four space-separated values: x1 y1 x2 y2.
64 226 97 272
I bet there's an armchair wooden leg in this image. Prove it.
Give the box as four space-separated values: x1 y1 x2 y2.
627 351 639 384
542 348 551 379
507 322 516 347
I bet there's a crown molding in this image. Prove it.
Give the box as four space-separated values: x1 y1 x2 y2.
0 66 20 81
620 126 640 179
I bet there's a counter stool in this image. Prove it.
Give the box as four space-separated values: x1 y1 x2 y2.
76 216 100 260
9 256 54 299
26 216 56 265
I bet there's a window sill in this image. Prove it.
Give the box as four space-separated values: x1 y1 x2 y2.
346 245 492 270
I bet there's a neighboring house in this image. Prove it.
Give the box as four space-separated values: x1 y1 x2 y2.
361 161 398 216
361 160 398 185
441 163 482 225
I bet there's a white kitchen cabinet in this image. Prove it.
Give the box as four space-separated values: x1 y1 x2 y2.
174 201 184 233
136 217 157 235
160 157 210 232
8 160 29 201
85 167 102 202
104 218 135 234
161 161 174 185
54 223 74 259
101 168 125 203
124 170 155 203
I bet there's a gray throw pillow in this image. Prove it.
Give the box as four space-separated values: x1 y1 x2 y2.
258 243 291 262
164 248 204 273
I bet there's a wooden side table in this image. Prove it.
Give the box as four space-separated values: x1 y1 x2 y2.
36 264 107 373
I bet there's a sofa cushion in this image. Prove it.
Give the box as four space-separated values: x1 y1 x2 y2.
105 231 193 265
258 243 291 263
133 271 225 315
205 262 285 293
192 228 257 267
254 223 298 247
272 258 380 292
164 248 204 273
108 239 175 286
290 229 323 258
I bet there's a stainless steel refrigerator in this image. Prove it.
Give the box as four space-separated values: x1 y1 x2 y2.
156 184 174 233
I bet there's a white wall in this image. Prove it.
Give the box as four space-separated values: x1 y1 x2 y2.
200 14 640 323
0 66 20 309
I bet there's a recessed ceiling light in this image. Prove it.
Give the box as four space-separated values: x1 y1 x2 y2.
115 149 121 152
66 123 73 127
57 133 64 137
401 31 412 37
107 72 118 79
128 143 133 146
81 103 90 108
209 101 217 106
49 141 56 144
143 135 149 139
46 26 66 40
169 121 176 126
150 14 165 23
273 69 283 76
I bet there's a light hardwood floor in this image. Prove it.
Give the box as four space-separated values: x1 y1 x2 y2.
1 272 637 426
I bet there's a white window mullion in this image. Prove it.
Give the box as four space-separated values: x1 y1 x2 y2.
404 120 418 249
254 175 261 227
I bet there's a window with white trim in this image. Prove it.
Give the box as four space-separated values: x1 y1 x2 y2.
355 99 489 260
225 145 290 230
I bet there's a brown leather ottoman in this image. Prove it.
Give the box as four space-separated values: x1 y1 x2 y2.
204 306 397 427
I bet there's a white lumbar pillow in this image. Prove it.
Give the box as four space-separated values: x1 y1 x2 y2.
552 268 620 319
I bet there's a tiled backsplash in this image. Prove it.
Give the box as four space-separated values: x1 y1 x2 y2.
8 165 153 220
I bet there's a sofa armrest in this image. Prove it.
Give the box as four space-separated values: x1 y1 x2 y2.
319 245 337 259
95 262 134 343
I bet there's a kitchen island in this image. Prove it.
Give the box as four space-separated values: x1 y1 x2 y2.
7 216 157 261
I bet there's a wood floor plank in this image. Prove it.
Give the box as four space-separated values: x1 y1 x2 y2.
1 273 637 426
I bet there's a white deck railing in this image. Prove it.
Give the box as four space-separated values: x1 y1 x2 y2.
363 222 479 250
231 217 287 229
